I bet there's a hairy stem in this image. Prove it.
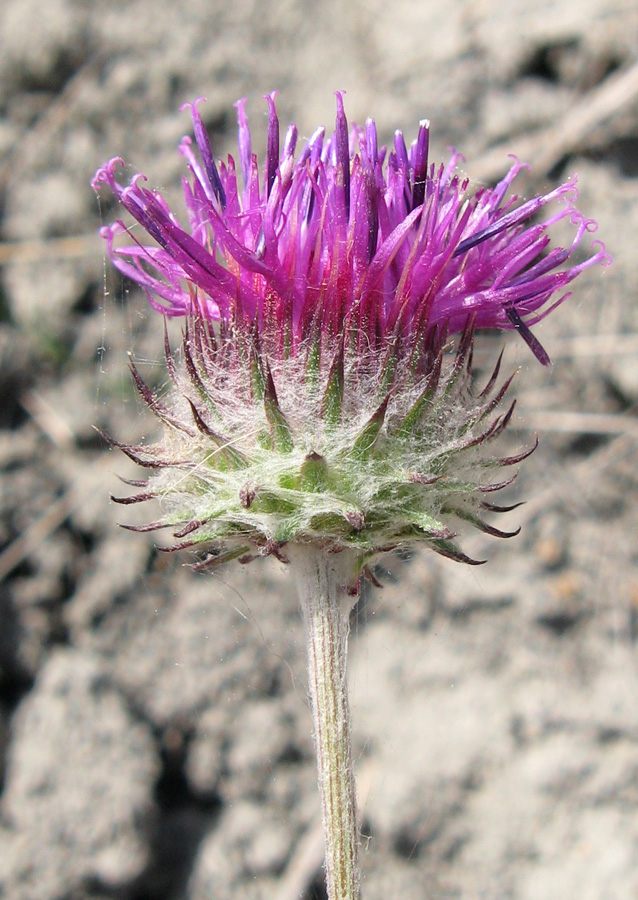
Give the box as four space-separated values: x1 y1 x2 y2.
290 544 361 900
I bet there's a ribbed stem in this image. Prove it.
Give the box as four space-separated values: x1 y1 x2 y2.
290 544 361 900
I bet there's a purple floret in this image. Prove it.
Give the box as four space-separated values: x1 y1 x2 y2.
92 92 609 364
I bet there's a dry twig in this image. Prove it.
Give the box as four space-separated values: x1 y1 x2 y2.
471 59 638 183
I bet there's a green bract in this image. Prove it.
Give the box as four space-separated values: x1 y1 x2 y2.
110 315 531 573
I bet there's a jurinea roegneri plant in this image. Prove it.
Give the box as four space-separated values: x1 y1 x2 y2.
93 91 608 900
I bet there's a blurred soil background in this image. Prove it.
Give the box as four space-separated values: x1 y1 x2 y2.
1 1 638 898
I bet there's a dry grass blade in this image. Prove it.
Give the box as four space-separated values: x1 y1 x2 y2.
549 333 638 359
471 59 638 182
0 454 113 583
515 410 638 437
0 235 101 266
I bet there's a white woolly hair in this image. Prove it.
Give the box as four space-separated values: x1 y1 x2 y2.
121 319 523 561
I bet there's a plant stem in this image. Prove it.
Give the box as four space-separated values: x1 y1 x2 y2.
290 544 361 900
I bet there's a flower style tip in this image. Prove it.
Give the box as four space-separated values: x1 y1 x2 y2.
94 93 608 569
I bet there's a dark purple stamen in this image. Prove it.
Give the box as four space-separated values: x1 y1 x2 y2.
504 305 550 366
185 100 227 210
335 91 350 218
412 119 429 210
454 181 575 257
365 118 379 261
264 92 280 197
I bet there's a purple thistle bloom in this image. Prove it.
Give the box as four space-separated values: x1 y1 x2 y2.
93 93 610 567
92 92 608 367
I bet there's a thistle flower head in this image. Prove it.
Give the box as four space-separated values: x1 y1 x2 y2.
93 93 608 571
